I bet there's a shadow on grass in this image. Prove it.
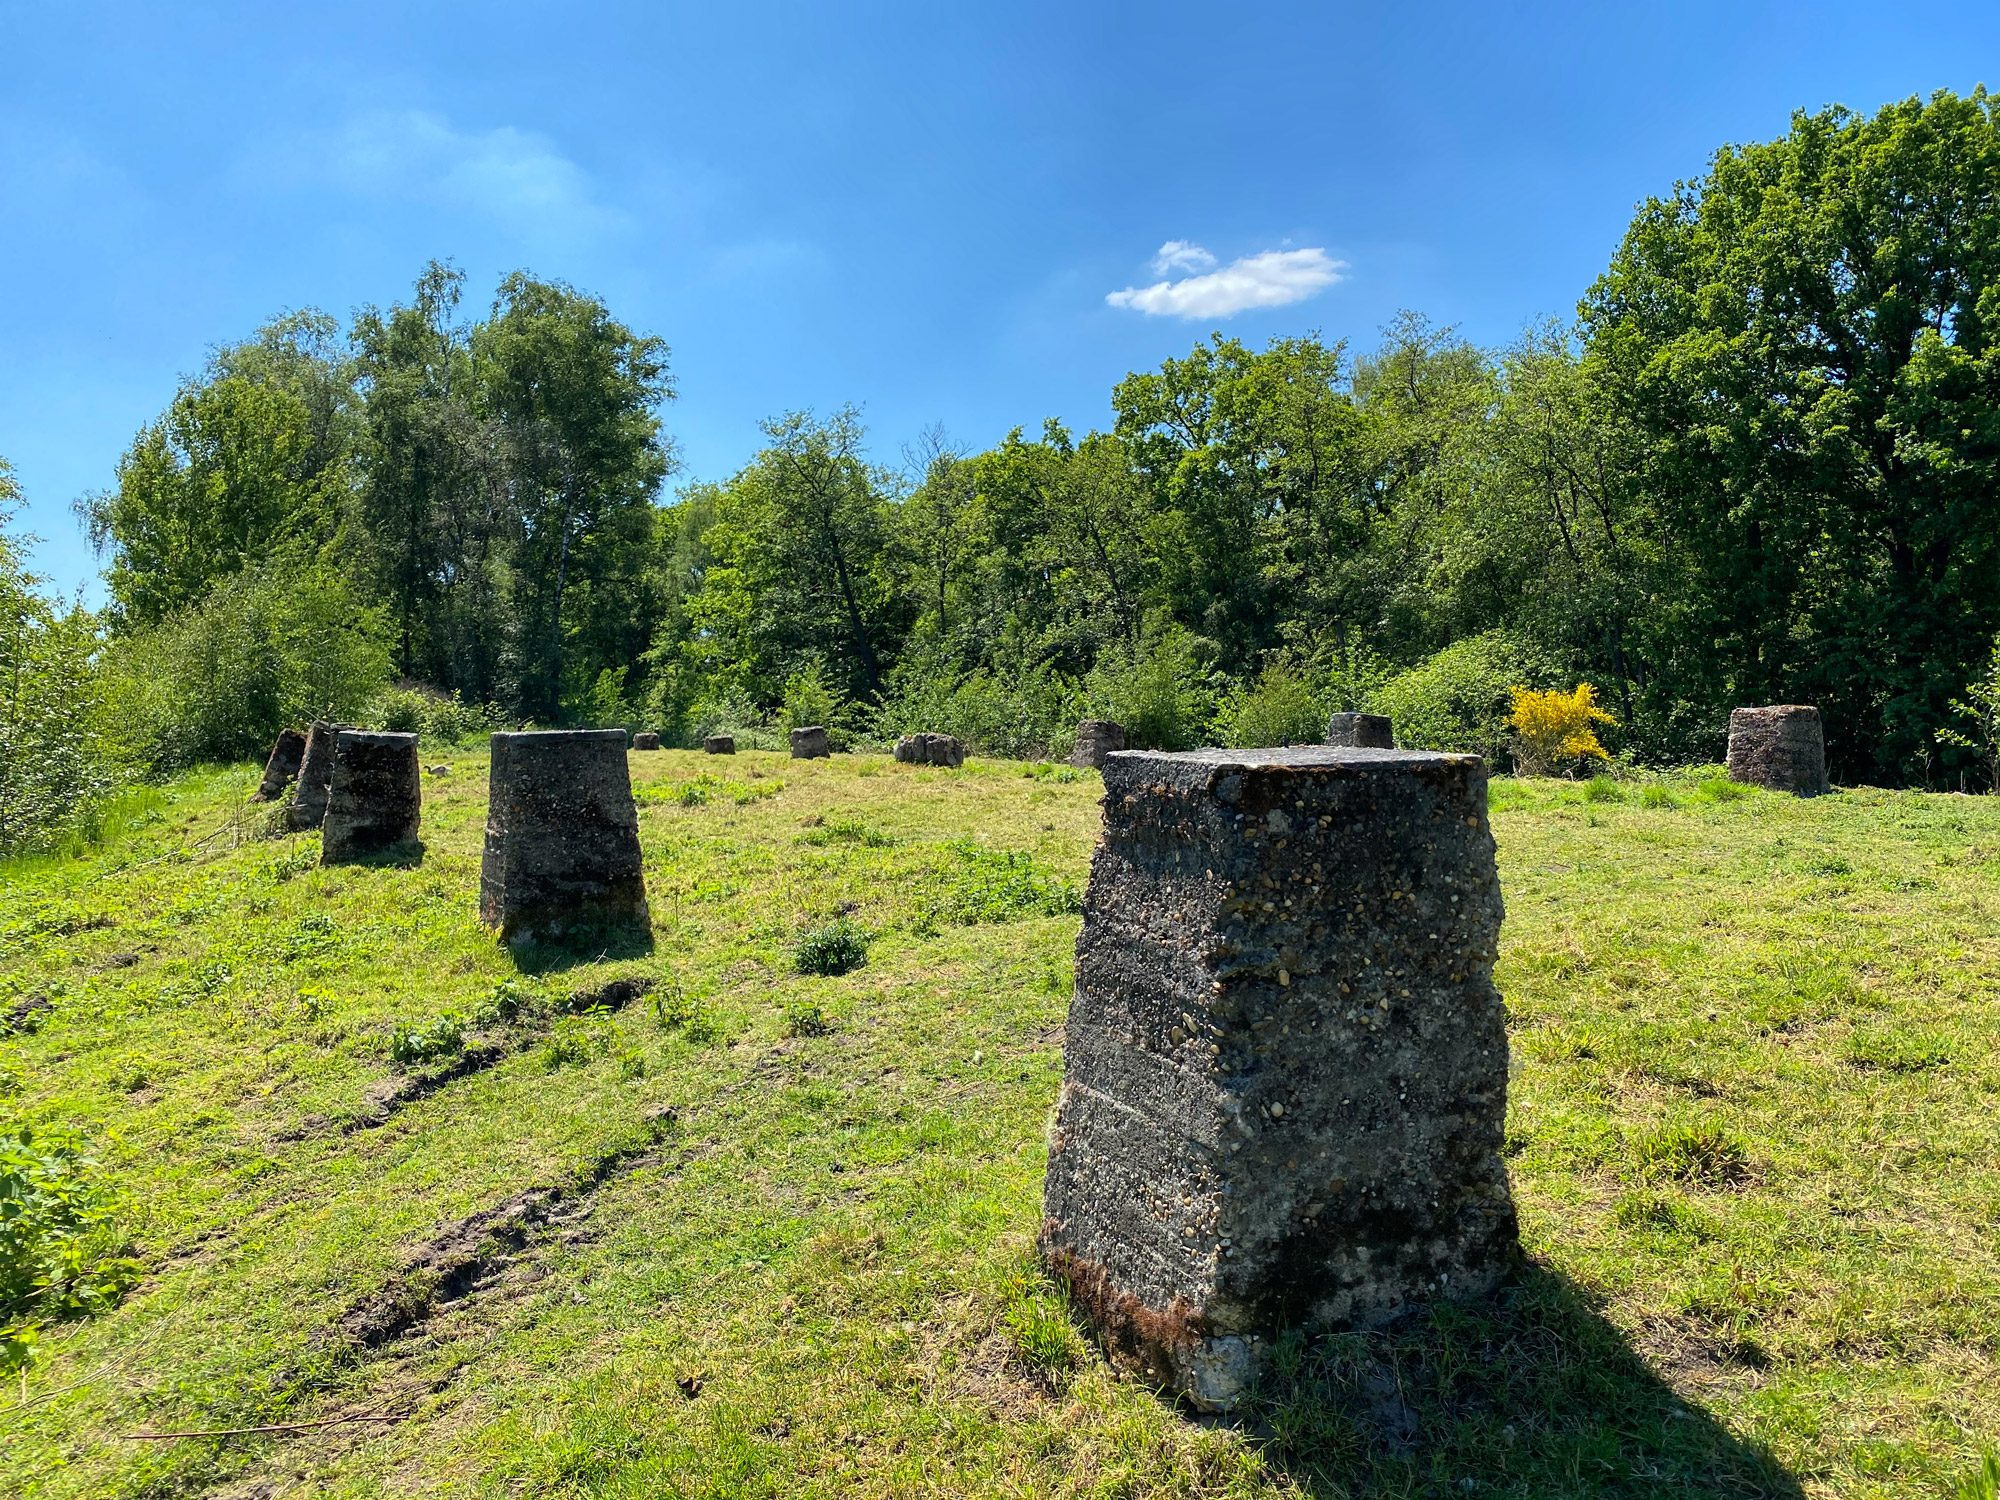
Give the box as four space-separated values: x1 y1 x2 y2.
1237 1263 1802 1499
507 920 656 976
322 840 426 871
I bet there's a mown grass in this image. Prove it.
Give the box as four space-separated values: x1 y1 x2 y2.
0 754 1997 1498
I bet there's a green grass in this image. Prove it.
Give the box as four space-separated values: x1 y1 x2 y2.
1 755 1998 1497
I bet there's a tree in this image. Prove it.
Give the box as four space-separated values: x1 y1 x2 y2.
1583 88 2000 782
474 274 676 720
85 374 329 627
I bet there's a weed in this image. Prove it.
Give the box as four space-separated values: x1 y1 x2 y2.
262 834 321 883
0 1126 142 1371
637 775 782 809
800 814 893 848
1847 1028 1954 1073
1697 777 1754 802
1002 1272 1086 1388
1583 776 1623 803
1639 784 1677 809
937 842 1080 924
390 1010 466 1067
542 1010 615 1069
795 920 868 976
1611 1190 1718 1240
652 980 720 1044
1631 1120 1751 1185
1957 1452 2000 1500
617 1048 647 1081
476 977 540 1027
784 1000 832 1038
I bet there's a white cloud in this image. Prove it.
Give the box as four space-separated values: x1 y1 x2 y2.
1107 246 1346 319
1152 239 1217 274
310 110 617 236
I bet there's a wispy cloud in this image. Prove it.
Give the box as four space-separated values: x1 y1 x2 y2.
1107 244 1345 319
298 110 619 237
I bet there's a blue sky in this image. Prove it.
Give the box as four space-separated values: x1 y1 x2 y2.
4 1 1996 596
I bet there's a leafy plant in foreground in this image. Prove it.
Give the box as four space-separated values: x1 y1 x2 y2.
0 1126 141 1373
390 1011 466 1067
794 920 868 976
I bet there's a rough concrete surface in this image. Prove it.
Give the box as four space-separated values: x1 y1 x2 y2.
1326 712 1395 749
632 732 661 751
289 721 343 831
250 728 308 803
1726 706 1829 796
1041 746 1515 1410
1070 720 1127 770
321 732 423 864
703 735 736 755
480 730 650 943
894 732 966 767
790 726 831 759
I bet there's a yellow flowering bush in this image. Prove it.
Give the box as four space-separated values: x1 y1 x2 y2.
1509 683 1615 776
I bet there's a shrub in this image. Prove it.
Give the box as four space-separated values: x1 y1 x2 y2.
366 684 500 746
795 920 868 976
1371 630 1560 765
100 556 393 772
1212 660 1325 748
1084 626 1213 751
0 498 115 856
389 1011 465 1067
0 1125 141 1372
873 652 1084 760
1510 684 1615 777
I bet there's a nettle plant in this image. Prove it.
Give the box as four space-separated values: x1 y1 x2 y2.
0 1125 142 1375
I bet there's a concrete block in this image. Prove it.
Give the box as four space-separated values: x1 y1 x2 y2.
703 735 736 755
1726 706 1828 795
480 730 650 943
632 732 661 751
1070 720 1126 770
1042 746 1515 1409
1325 712 1394 749
321 731 422 864
790 726 831 760
251 728 307 803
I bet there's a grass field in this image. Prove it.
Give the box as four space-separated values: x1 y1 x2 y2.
1 750 1997 1499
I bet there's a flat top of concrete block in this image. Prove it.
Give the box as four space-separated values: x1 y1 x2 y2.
1106 746 1474 770
490 729 630 745
336 730 418 747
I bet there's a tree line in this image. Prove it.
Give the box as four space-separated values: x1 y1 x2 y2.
2 87 1997 852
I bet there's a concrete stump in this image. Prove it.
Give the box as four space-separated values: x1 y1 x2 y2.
1726 706 1829 795
251 729 307 803
1070 719 1126 770
790 726 831 760
1042 746 1515 1410
321 732 422 864
894 732 966 768
632 732 661 751
480 730 650 944
289 721 343 831
1325 712 1394 749
703 735 736 755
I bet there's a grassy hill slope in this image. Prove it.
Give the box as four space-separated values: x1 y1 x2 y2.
1 752 1996 1499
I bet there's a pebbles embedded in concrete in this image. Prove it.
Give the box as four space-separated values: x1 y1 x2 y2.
479 730 650 944
1069 720 1126 770
1726 705 1829 795
1040 745 1515 1410
289 721 344 831
321 731 422 863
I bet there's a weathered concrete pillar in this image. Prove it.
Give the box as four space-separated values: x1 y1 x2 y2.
321 732 423 864
1325 712 1394 749
289 721 343 831
1042 746 1515 1410
480 730 650 944
251 728 307 803
1070 720 1126 770
894 732 966 767
1726 706 1829 795
703 735 736 755
790 726 831 760
632 732 661 751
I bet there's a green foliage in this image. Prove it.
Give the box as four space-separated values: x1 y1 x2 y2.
389 1010 466 1067
783 999 831 1038
1846 1028 1955 1073
1957 1451 2000 1500
635 774 781 809
367 683 501 745
1213 659 1325 748
794 919 868 976
541 1010 616 1070
1583 776 1623 803
1084 625 1212 751
650 979 720 1044
1639 784 1676 809
1631 1120 1750 1185
800 814 893 848
1938 634 2000 793
872 652 1084 760
0 1126 140 1370
0 486 113 855
936 842 1080 924
1371 630 1558 764
1002 1271 1086 1388
100 556 393 771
